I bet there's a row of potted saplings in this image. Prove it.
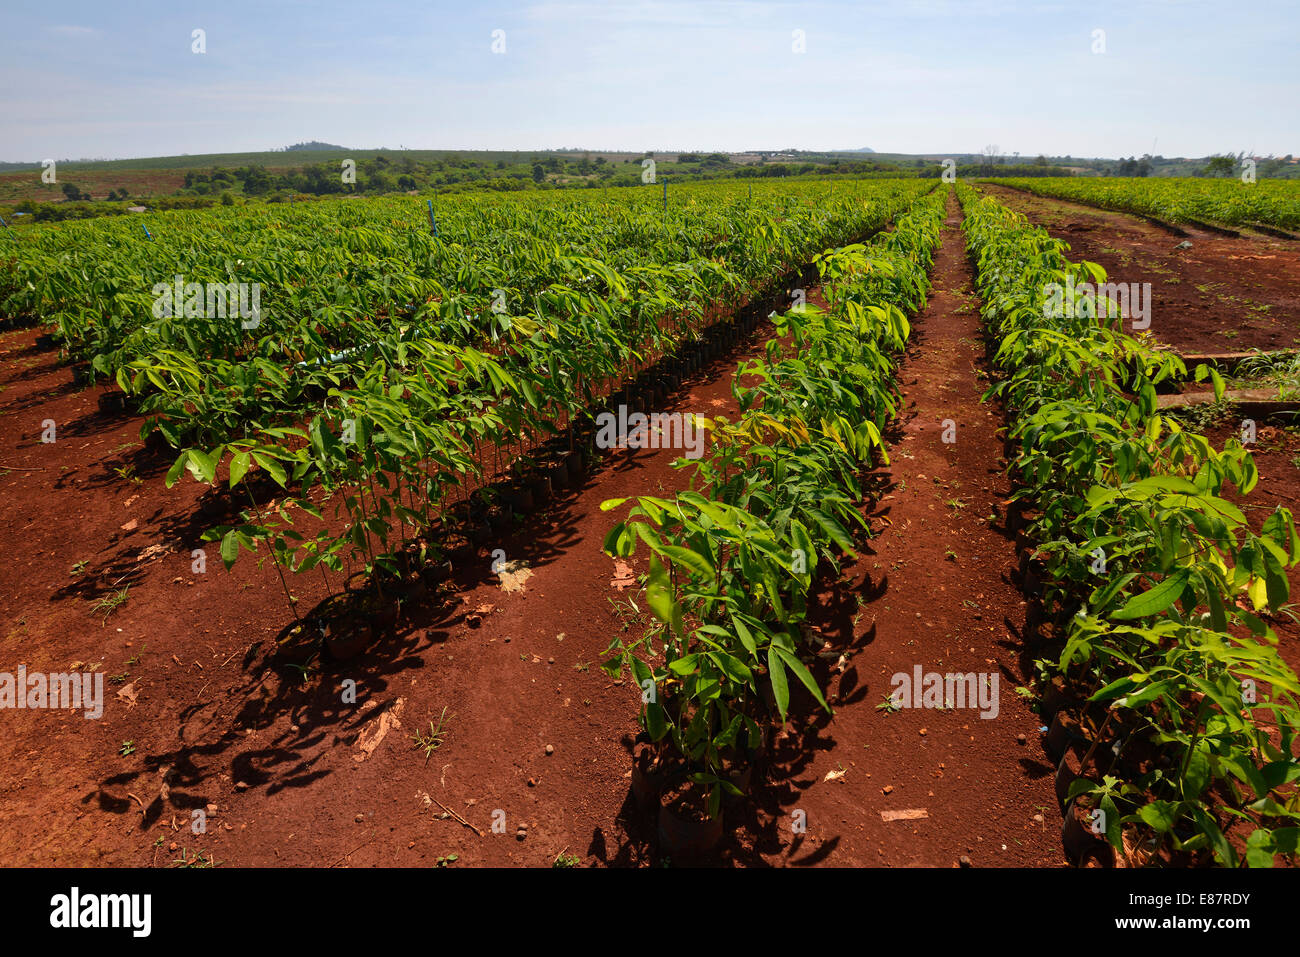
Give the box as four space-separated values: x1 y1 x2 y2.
612 192 946 860
958 185 1300 867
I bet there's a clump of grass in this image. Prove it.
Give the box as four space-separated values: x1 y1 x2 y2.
172 848 220 868
91 586 130 623
411 707 453 765
1232 350 1300 399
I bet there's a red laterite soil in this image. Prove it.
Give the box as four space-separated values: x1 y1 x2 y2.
981 184 1300 355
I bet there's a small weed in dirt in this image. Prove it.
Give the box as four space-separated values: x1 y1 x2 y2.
283 652 319 685
91 586 130 623
877 693 900 714
435 853 459 867
553 851 581 868
172 848 220 868
114 464 143 487
1275 603 1300 625
412 707 453 765
119 740 136 756
573 661 589 673
69 560 88 577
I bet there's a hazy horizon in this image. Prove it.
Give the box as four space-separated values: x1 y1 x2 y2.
2 0 1296 163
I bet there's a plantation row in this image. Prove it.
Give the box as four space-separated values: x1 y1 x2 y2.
959 183 1300 865
599 188 948 818
991 176 1300 231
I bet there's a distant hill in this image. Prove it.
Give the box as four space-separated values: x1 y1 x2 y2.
283 141 347 152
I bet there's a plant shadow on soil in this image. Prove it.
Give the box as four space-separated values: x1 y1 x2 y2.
89 584 465 831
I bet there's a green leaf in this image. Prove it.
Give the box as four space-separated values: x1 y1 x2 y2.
645 553 675 628
767 645 789 721
1137 800 1180 834
219 529 240 569
165 450 189 489
807 508 856 555
1111 568 1190 620
187 448 218 485
229 451 251 488
658 544 714 579
772 645 830 713
252 452 287 487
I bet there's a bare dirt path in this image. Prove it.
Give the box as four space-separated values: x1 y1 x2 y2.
741 190 1063 867
981 184 1300 354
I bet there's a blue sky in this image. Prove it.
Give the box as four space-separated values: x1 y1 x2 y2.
2 0 1296 161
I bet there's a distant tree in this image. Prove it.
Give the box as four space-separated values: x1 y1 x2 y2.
238 166 273 195
532 163 545 182
1202 155 1236 177
1115 156 1151 177
61 183 83 201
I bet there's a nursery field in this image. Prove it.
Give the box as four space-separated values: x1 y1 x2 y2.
0 177 1297 869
